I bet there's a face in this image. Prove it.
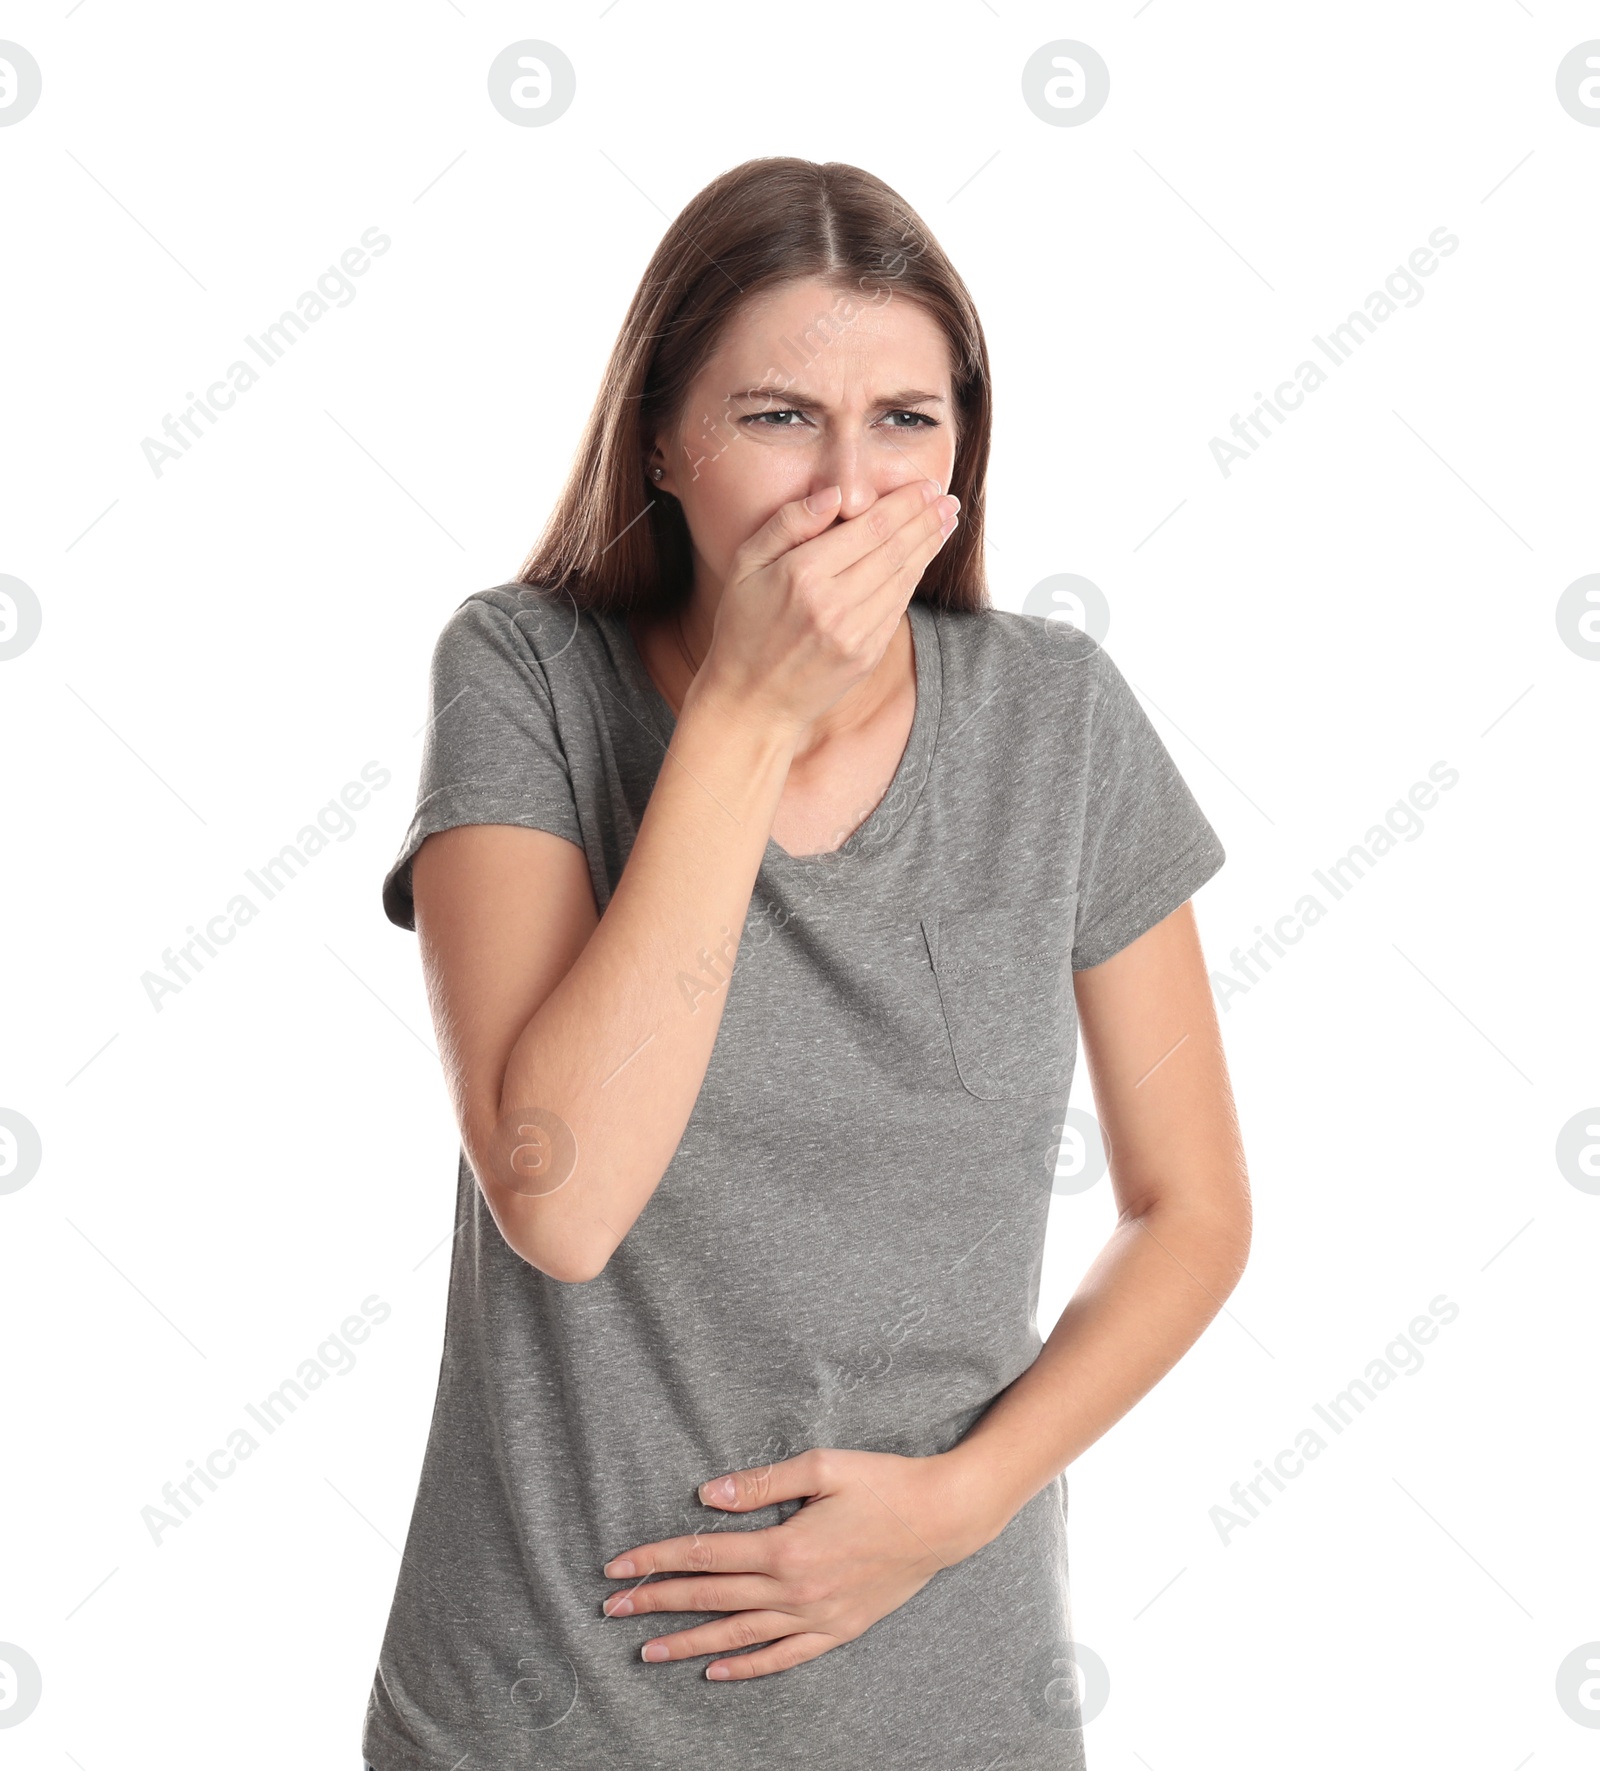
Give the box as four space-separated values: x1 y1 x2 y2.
648 276 958 605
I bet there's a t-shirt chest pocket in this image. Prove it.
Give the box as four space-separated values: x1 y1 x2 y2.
920 892 1078 1102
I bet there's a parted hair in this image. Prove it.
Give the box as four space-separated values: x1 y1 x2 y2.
514 156 993 616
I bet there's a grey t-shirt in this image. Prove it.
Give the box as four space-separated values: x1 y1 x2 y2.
364 584 1225 1771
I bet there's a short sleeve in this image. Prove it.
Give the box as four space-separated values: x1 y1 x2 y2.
1071 643 1226 970
380 593 585 931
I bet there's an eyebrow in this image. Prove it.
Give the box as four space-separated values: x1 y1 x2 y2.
727 385 947 410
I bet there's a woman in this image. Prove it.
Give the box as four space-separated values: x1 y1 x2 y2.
363 156 1250 1770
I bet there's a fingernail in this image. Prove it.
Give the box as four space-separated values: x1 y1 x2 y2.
700 1477 737 1505
707 1663 732 1679
605 1557 636 1576
805 485 841 513
642 1642 670 1661
922 478 942 502
604 1594 634 1616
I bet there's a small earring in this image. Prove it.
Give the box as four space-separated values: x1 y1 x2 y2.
650 467 664 482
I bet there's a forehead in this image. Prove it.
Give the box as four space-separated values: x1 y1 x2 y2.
701 277 951 395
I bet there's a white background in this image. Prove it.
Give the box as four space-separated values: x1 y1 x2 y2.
2 2 1596 1766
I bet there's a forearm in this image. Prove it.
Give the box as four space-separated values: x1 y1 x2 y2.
936 1192 1251 1549
490 680 797 1281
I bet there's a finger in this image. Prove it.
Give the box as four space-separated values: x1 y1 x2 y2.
603 1573 777 1617
697 1447 833 1512
788 476 947 585
706 1632 837 1680
604 1524 781 1579
838 490 959 631
734 482 847 577
632 1610 799 1667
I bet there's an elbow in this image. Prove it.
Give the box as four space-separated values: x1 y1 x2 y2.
1214 1195 1253 1294
465 1114 618 1283
525 1237 613 1286
494 1196 616 1285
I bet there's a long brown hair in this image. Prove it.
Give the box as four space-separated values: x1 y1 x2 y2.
514 156 992 617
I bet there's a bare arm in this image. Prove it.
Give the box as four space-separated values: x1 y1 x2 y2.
936 898 1252 1534
413 689 796 1283
411 477 959 1283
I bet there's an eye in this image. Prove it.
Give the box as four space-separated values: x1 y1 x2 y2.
739 409 940 430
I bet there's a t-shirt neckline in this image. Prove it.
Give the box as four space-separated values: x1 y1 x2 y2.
606 598 942 876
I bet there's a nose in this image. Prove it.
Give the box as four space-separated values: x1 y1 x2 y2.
816 438 874 521
818 442 919 522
